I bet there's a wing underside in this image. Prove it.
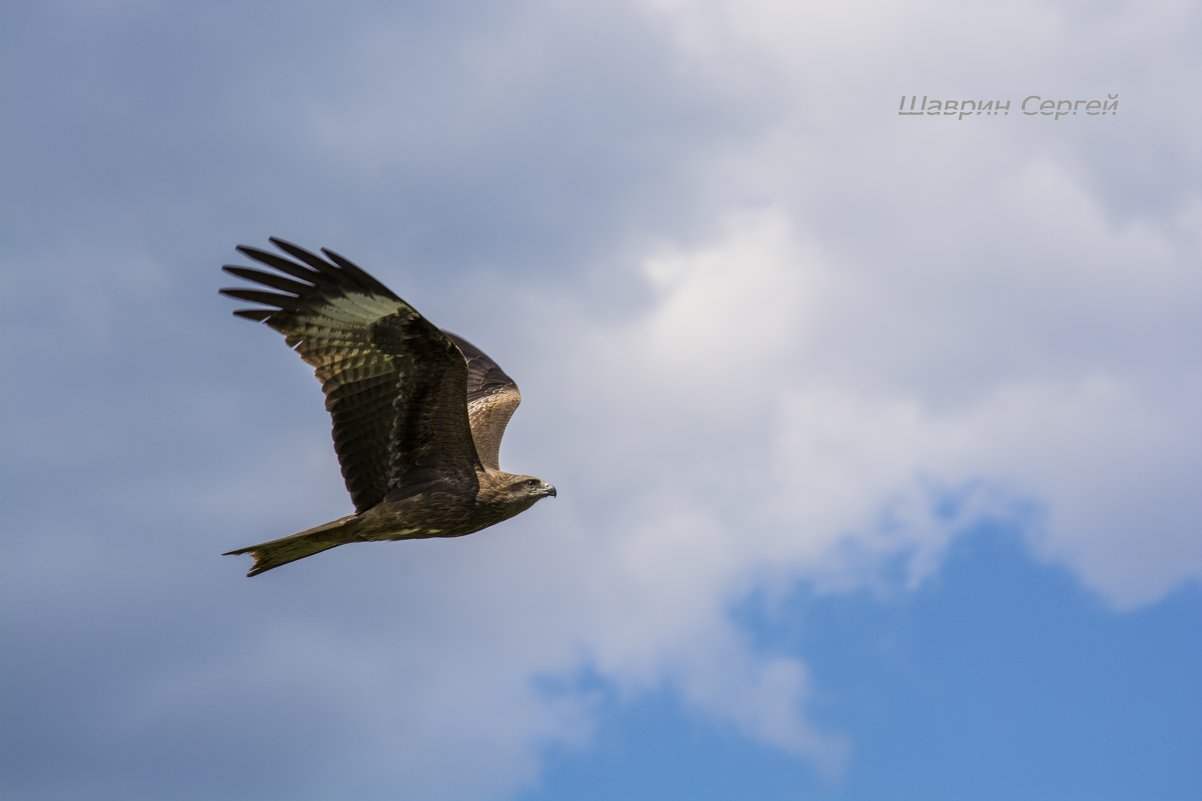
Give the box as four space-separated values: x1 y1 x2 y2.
443 331 522 471
221 238 482 511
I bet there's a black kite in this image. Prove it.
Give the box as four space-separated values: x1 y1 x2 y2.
220 239 555 576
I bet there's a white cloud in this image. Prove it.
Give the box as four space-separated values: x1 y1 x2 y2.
503 150 1200 779
566 193 1201 610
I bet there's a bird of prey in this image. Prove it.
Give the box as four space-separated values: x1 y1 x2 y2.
220 238 556 576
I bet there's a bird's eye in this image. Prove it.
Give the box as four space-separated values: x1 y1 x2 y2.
526 479 540 487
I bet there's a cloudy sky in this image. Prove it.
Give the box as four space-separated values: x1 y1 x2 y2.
4 0 1200 799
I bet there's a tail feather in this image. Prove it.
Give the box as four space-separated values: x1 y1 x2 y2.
224 514 361 577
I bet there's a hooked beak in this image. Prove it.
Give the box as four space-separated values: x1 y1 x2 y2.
544 483 557 498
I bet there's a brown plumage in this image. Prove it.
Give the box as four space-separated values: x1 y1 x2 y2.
220 238 555 576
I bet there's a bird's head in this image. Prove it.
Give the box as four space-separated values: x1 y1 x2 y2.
501 474 557 507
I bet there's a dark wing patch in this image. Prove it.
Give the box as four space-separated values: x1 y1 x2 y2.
443 332 522 471
221 238 482 511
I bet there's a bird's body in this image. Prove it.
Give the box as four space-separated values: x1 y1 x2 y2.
220 238 555 576
366 477 554 543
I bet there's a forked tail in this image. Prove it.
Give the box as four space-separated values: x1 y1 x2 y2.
224 514 362 577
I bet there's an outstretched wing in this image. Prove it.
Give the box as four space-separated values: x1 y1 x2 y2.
443 332 522 470
221 238 481 512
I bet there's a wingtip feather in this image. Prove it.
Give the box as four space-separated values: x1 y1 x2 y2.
320 247 398 297
231 308 275 321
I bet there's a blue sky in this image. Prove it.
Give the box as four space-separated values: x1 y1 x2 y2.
3 1 1200 800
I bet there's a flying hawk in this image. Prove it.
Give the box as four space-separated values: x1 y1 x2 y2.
220 238 556 576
